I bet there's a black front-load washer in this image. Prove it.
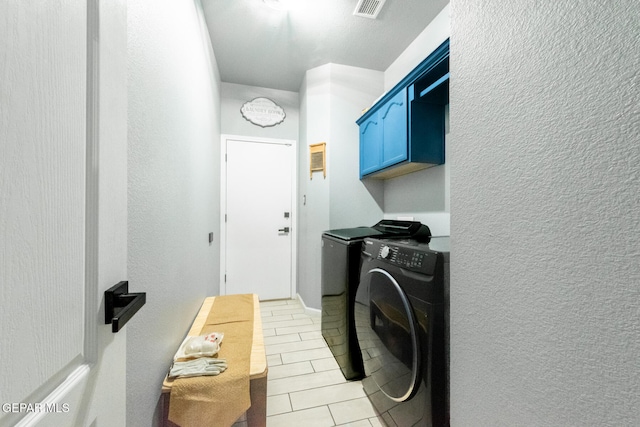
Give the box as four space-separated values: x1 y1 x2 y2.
354 236 450 426
321 220 431 380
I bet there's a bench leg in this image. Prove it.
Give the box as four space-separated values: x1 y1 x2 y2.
161 392 180 427
246 373 267 427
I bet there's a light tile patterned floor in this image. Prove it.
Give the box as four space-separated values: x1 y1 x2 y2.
260 299 386 427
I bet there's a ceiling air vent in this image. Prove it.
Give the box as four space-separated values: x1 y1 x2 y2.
353 0 387 19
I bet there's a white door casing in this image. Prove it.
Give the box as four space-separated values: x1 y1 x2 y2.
220 135 297 300
0 1 128 426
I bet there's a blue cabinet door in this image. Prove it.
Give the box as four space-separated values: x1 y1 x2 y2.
359 89 408 178
381 89 408 168
359 115 382 177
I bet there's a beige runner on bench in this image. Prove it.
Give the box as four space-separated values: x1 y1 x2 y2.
168 294 254 427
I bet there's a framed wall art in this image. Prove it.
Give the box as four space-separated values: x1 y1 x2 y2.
309 142 326 179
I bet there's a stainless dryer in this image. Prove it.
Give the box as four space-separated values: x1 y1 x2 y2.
354 237 449 426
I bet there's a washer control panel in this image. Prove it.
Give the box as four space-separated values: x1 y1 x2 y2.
367 239 438 275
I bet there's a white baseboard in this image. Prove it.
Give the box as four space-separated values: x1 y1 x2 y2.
297 293 321 317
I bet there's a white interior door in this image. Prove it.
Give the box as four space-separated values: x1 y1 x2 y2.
223 137 296 300
0 1 128 425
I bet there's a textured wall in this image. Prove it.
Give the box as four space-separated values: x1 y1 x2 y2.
127 0 221 425
450 1 640 425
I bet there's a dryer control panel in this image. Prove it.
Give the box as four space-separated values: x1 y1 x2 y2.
364 238 438 276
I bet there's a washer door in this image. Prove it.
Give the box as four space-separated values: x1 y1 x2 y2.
355 267 421 402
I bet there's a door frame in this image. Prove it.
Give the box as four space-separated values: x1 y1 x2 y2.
219 134 297 299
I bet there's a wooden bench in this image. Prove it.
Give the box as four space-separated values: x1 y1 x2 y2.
160 294 268 427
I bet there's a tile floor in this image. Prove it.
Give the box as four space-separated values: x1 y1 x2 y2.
259 298 385 427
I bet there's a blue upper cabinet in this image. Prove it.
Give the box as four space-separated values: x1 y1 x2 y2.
360 88 408 176
357 39 449 179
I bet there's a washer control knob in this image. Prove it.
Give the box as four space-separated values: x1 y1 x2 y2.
380 245 391 259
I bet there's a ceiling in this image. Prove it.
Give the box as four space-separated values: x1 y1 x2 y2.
201 0 449 92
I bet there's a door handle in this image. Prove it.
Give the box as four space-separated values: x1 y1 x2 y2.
105 281 146 333
278 227 290 233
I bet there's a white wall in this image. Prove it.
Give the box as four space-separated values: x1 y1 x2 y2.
221 82 299 140
297 63 385 309
450 1 640 425
382 4 451 234
127 0 221 425
297 66 332 310
384 4 451 92
329 64 385 229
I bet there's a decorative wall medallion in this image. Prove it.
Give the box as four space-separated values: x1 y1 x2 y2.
240 97 286 127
